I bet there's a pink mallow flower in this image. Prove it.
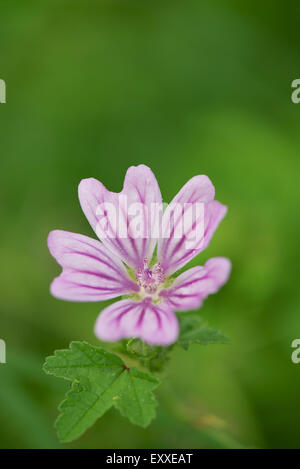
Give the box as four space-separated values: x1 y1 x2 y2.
48 165 231 346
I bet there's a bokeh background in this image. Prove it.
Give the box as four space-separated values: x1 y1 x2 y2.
1 0 300 449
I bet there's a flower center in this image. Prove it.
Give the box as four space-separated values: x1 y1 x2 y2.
136 258 165 295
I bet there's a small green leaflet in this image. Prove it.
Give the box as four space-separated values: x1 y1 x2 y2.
177 314 231 350
43 342 159 443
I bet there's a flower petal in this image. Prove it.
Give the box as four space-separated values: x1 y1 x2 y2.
94 298 179 345
160 257 231 311
48 230 138 301
78 165 162 269
157 174 227 275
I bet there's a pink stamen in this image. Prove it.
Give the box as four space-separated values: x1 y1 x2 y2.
136 258 165 294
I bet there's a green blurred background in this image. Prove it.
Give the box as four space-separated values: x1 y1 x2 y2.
1 0 300 449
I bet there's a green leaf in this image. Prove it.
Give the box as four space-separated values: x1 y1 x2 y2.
177 314 231 350
114 339 172 372
43 341 159 443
